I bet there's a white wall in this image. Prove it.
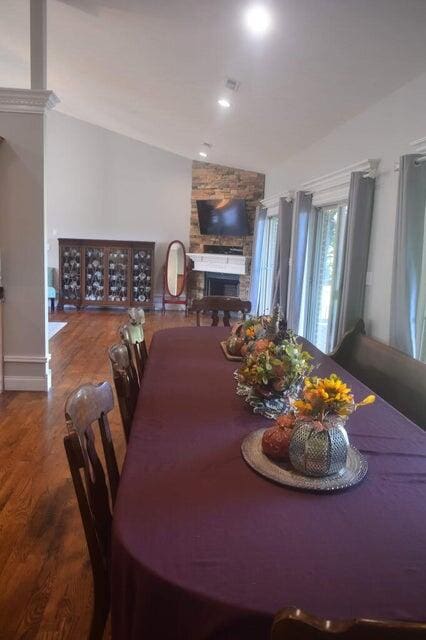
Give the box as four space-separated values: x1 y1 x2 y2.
46 111 192 301
266 71 426 344
0 111 49 391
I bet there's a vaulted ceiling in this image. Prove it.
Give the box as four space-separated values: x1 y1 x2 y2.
1 0 426 171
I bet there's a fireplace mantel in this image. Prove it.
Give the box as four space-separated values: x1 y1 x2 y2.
187 252 248 275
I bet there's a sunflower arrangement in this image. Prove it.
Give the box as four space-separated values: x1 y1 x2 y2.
292 373 375 423
238 334 313 398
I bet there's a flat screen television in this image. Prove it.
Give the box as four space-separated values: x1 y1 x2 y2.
196 198 249 236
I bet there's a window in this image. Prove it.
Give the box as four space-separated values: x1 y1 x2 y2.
257 212 279 315
300 203 348 353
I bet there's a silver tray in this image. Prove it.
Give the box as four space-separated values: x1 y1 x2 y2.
241 428 368 492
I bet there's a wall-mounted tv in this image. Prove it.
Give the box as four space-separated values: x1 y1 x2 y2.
196 198 249 236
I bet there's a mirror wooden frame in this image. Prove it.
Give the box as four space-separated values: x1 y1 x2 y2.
162 240 189 315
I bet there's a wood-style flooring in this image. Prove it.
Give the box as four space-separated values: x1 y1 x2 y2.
0 309 195 640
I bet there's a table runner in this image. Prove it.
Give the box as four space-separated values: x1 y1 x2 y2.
112 327 426 640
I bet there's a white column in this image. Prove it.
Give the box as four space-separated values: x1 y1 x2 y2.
30 0 47 90
0 90 59 392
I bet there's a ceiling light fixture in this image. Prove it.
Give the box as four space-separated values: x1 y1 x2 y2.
218 98 231 108
245 5 271 35
199 151 208 158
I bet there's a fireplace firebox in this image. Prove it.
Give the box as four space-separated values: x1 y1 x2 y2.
204 272 239 297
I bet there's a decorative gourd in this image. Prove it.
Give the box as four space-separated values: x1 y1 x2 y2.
289 418 349 477
226 335 244 356
262 415 295 460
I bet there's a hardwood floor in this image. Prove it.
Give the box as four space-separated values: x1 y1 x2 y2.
0 309 194 640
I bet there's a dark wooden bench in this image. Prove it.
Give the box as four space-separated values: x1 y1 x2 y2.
191 296 251 327
331 319 426 430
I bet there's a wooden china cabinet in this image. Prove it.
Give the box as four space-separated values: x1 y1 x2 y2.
57 238 155 311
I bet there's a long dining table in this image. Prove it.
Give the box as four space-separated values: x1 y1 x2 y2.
111 326 426 640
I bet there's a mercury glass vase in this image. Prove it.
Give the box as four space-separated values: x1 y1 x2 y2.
289 417 349 477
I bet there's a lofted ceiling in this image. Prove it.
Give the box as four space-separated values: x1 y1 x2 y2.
1 0 426 171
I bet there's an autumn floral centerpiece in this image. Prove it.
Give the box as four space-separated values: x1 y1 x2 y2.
287 374 375 477
235 310 313 418
224 315 270 358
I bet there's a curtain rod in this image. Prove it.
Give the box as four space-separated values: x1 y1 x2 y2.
394 155 426 171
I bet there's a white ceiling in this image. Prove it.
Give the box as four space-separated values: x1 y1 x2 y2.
1 0 426 171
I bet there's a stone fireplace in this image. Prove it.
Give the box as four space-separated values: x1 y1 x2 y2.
187 245 248 297
189 161 265 301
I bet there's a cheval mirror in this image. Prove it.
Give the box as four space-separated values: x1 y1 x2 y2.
162 240 189 314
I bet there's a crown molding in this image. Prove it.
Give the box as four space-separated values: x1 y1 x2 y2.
410 137 426 154
394 137 426 171
260 191 294 209
0 88 60 114
301 159 380 207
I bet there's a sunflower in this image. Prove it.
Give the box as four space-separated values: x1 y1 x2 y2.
292 374 375 421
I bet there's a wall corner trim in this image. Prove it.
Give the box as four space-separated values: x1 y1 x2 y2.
0 88 60 114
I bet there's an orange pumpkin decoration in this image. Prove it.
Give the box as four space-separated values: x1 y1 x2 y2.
261 414 296 460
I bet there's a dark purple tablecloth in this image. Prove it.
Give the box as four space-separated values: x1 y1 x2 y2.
111 327 426 640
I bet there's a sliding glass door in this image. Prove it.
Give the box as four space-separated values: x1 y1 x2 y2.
301 203 348 353
257 213 279 315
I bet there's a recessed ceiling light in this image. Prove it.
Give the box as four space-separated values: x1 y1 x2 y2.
199 151 208 158
245 5 271 35
218 98 231 108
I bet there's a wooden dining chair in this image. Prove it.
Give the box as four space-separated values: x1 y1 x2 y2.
119 322 148 383
64 381 119 640
271 607 426 639
331 319 426 429
109 342 139 442
191 295 251 327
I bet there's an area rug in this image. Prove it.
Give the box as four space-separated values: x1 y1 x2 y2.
48 321 67 340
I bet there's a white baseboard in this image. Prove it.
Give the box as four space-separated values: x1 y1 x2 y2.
4 373 51 392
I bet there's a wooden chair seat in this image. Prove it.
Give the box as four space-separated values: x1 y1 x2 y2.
64 381 119 640
191 295 251 327
331 319 426 429
271 607 426 639
109 342 139 442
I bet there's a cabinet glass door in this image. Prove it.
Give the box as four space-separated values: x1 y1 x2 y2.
132 248 152 304
84 246 105 302
61 246 81 302
107 247 129 303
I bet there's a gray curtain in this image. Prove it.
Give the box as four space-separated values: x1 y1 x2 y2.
337 171 376 342
249 206 267 315
390 154 426 358
272 197 293 312
287 191 312 331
